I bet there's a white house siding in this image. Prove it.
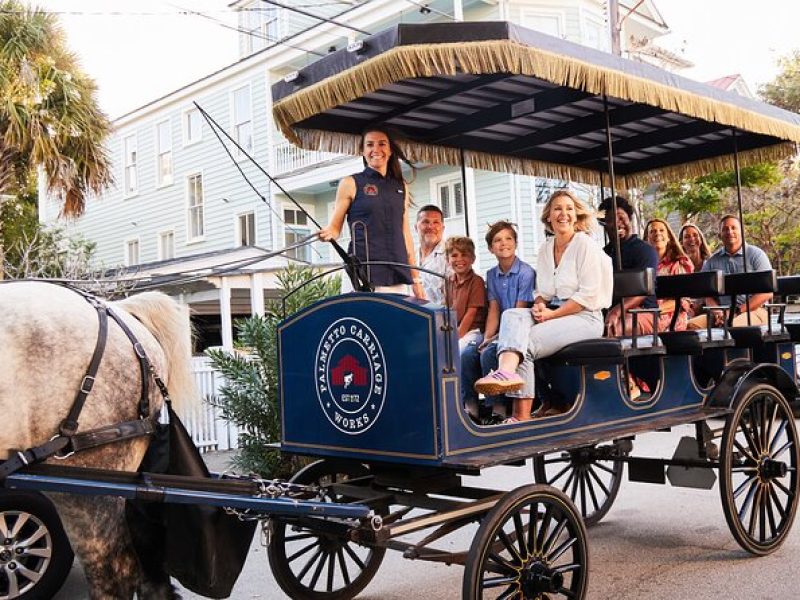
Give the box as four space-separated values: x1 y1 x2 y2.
51 68 277 268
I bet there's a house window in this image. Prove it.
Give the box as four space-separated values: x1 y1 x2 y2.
125 239 140 266
237 212 256 247
284 207 310 261
158 230 175 260
156 120 172 186
123 135 138 195
241 4 279 54
583 15 609 51
232 86 253 156
187 174 204 241
184 108 202 145
436 179 464 219
522 11 564 38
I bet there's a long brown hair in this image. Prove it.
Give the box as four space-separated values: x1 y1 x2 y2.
360 127 414 182
645 218 688 263
678 223 711 261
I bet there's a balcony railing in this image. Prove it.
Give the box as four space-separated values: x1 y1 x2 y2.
273 139 343 175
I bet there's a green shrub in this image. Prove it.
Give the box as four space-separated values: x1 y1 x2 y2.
206 265 340 477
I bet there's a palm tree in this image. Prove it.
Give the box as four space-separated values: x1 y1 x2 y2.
0 1 112 276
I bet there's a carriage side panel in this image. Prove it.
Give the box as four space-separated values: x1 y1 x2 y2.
278 294 447 465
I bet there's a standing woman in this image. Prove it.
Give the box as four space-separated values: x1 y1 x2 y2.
679 223 712 273
319 128 425 298
474 190 613 422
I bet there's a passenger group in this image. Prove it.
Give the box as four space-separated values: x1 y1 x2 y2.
320 128 773 424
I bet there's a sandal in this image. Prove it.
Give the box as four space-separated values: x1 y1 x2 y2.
502 416 521 424
474 370 524 396
532 402 569 419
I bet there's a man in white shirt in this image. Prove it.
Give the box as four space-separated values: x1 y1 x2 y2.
416 205 448 303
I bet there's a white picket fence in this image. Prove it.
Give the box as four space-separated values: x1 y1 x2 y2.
179 356 239 453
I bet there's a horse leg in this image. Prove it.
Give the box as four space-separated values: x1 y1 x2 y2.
50 495 141 599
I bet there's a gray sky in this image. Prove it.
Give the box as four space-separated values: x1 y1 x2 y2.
38 0 800 118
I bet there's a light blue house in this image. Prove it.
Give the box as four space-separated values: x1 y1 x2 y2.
40 0 686 350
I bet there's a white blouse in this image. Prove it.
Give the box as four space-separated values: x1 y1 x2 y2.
535 232 613 312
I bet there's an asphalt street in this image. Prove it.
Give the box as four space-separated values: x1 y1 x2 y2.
55 423 800 599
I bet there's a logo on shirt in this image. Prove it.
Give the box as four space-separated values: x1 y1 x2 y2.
363 183 379 196
315 317 387 435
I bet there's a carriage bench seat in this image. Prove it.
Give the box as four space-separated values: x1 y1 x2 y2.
545 338 625 366
724 271 789 346
776 276 800 342
655 271 733 355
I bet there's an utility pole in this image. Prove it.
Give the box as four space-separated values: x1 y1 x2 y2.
608 0 621 56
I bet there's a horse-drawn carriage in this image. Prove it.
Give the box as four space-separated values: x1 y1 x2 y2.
4 20 800 600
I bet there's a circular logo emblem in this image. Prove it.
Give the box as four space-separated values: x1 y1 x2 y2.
315 318 387 435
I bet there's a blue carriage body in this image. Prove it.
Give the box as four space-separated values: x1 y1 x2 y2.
278 292 798 470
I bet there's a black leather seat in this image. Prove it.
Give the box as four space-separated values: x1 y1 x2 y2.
544 268 664 366
724 271 789 346
655 271 734 355
776 275 800 342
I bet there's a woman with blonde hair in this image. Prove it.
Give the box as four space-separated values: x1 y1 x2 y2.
678 222 712 273
474 189 613 422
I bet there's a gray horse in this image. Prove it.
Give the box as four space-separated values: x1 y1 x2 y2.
0 281 196 599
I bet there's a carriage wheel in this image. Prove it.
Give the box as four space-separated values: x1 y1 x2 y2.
463 484 589 600
267 460 385 600
719 383 800 555
0 491 74 600
532 443 625 527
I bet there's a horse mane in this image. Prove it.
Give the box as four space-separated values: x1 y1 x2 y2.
114 292 196 412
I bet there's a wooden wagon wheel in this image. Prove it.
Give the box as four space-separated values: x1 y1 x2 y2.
532 442 626 526
267 460 385 600
719 383 800 555
462 484 589 600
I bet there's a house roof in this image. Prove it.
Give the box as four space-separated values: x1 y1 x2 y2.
272 21 800 189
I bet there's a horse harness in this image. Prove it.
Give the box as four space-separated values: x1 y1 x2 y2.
0 282 172 479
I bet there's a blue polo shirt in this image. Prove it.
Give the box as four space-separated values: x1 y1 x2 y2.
701 243 772 306
487 257 535 311
604 235 659 308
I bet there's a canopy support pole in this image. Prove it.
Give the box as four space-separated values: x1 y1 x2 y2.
460 148 471 237
603 94 623 272
731 128 752 326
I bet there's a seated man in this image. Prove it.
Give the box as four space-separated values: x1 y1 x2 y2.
599 196 658 337
687 215 772 330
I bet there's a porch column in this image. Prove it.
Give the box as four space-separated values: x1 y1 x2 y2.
251 272 266 317
220 278 234 350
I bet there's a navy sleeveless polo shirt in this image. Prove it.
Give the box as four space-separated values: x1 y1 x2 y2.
346 167 412 286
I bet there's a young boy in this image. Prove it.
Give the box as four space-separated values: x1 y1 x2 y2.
445 236 487 351
461 221 535 423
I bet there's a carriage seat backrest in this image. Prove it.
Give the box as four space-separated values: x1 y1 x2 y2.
777 276 800 342
723 270 777 296
777 275 800 297
655 270 724 301
613 267 656 299
723 270 786 347
655 271 730 354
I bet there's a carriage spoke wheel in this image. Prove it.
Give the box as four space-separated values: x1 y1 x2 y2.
533 443 625 527
267 460 385 600
719 383 800 555
463 485 589 600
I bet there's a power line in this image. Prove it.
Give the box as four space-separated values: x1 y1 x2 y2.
259 0 372 35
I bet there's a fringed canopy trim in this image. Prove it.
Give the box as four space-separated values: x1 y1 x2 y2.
273 40 800 184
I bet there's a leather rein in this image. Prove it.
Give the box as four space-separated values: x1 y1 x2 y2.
0 282 172 479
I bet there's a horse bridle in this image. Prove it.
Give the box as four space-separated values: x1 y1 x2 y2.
0 281 171 479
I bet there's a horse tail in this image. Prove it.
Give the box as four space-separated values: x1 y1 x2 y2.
114 292 196 413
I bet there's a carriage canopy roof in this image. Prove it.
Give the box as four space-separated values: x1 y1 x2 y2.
272 22 800 188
